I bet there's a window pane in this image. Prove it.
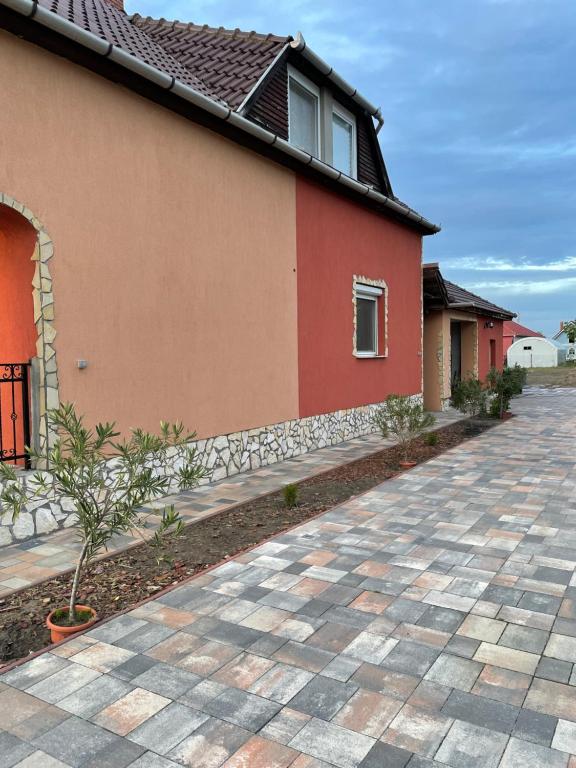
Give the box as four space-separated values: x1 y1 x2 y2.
289 80 318 156
333 113 353 176
357 297 376 353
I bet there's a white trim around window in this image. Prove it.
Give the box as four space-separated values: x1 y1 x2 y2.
287 65 321 157
332 101 357 179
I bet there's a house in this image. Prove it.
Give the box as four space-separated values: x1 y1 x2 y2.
0 0 438 500
422 264 515 411
553 322 576 344
503 320 543 364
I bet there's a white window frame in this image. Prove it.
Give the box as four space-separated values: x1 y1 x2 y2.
332 102 357 179
287 65 321 157
354 282 382 357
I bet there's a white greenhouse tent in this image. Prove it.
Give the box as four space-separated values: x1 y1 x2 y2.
507 337 567 368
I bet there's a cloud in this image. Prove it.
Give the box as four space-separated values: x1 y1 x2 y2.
442 255 576 272
468 277 576 295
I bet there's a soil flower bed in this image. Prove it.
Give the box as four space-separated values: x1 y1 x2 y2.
0 419 494 663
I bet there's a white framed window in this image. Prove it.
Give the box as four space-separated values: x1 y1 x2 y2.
332 103 357 178
354 282 383 357
288 66 321 157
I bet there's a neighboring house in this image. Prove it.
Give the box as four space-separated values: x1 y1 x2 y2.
422 264 515 411
0 0 438 498
503 320 543 363
553 322 576 343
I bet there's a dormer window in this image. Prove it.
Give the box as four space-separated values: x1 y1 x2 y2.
332 104 357 178
287 66 357 179
288 69 320 156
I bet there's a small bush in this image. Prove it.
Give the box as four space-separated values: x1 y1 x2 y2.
424 431 439 446
283 483 298 508
374 395 436 460
487 366 524 418
450 377 488 417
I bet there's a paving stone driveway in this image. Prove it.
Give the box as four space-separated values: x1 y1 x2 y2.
1 387 575 768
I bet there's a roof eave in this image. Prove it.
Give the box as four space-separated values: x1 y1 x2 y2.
1 0 439 233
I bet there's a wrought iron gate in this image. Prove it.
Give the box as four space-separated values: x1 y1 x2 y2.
0 363 31 469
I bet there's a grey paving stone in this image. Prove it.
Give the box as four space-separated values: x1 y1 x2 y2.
82 738 145 768
273 639 336 672
425 654 483 692
167 716 251 766
535 656 573 684
320 655 363 682
58 675 132 717
289 717 375 768
203 687 281 730
441 689 520 734
1 654 69 691
434 720 508 768
115 624 177 653
500 736 569 768
320 606 376 630
127 702 209 754
110 654 158 682
499 624 549 654
481 585 524 607
533 567 572 586
0 731 34 768
30 717 121 768
512 708 558 747
127 751 182 767
359 741 412 768
26 664 101 704
517 592 562 616
86 615 148 644
384 599 428 625
381 641 441 677
130 662 201 698
289 676 357 720
444 635 481 659
202 619 265 649
178 680 228 710
246 634 288 658
417 606 466 634
298 599 333 618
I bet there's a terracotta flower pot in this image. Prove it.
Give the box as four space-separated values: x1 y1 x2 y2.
46 605 97 644
399 460 417 469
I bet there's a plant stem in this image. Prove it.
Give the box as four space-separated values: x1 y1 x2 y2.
69 542 89 622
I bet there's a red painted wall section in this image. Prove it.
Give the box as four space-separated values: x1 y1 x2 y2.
296 178 423 418
0 205 36 363
477 316 504 380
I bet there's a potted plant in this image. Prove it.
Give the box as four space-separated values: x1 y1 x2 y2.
0 403 206 643
373 394 436 468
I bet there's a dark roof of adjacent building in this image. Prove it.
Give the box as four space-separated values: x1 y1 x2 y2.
504 320 543 338
131 18 290 109
423 264 515 320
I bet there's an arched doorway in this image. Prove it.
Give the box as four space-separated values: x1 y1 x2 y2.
0 194 59 466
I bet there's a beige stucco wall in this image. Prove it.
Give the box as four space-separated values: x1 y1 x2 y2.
0 30 299 438
423 309 478 410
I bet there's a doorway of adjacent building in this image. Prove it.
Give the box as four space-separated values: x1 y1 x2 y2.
0 205 37 467
450 321 462 386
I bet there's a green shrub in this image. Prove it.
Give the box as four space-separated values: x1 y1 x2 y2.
374 395 436 460
283 483 298 508
0 403 206 623
486 366 524 418
450 377 488 417
424 431 439 446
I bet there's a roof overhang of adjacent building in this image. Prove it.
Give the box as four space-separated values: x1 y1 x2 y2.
423 264 515 320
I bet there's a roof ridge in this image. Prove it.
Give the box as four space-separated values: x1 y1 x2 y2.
130 14 289 44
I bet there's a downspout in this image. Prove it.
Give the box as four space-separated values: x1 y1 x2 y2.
0 0 437 233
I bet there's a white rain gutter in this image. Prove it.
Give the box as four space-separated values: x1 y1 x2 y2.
290 32 384 134
0 0 439 234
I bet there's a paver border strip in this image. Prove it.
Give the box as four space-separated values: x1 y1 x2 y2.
0 414 506 674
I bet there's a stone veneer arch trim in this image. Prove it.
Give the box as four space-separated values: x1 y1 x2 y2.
0 193 59 460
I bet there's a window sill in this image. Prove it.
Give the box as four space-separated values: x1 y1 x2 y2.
354 354 387 359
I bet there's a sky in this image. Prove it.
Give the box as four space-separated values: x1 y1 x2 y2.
128 0 575 336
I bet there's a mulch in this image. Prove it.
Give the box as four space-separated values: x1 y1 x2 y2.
0 419 494 663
